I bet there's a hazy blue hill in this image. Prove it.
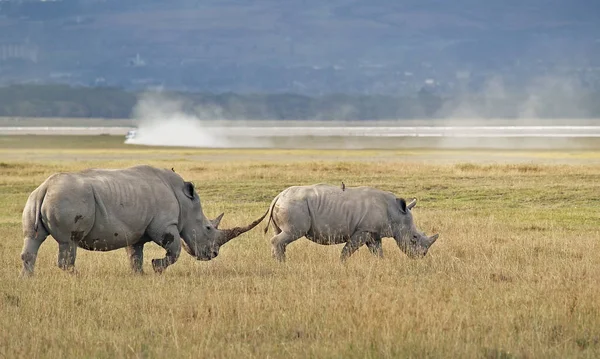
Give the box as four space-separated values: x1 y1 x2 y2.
0 0 598 94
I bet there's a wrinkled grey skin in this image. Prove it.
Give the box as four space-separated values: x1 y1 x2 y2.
263 184 439 262
20 165 267 276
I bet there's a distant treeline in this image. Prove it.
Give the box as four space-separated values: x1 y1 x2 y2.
0 84 599 120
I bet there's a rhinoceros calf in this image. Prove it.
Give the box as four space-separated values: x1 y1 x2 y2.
263 184 439 261
20 165 266 276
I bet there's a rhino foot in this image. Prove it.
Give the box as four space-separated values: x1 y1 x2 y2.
271 245 286 262
65 267 79 276
152 259 166 274
20 252 37 278
54 267 79 277
19 269 34 278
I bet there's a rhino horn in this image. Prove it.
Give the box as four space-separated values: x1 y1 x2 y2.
217 209 269 246
426 233 439 247
407 198 417 210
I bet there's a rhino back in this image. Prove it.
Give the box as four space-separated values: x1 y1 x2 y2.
281 184 392 239
42 166 179 250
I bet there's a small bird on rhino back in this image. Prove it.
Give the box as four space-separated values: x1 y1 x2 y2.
263 183 439 262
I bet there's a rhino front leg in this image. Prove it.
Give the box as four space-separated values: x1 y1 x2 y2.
126 242 145 274
341 232 370 262
150 226 181 274
366 234 383 259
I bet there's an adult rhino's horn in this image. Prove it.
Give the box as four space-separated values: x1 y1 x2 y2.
217 209 269 246
426 233 439 247
407 198 417 210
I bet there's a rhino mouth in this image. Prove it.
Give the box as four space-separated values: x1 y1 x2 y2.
180 240 217 260
196 249 218 261
405 249 428 259
399 233 439 258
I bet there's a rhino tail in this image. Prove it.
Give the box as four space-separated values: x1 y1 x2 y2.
263 194 281 234
29 184 48 233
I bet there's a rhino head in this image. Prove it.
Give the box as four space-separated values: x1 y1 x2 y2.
176 181 267 261
392 198 439 258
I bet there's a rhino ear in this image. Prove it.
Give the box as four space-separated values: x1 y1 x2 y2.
397 198 407 213
183 181 195 200
407 198 417 210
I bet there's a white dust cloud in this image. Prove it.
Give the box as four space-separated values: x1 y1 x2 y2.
124 77 598 151
429 73 597 149
124 92 270 148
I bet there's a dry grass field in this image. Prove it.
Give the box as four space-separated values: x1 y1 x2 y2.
1 135 599 358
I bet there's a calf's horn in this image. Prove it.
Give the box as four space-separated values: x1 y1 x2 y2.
426 233 439 247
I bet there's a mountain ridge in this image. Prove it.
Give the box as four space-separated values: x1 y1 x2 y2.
0 0 598 94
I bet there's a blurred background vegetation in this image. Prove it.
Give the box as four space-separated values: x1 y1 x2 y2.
1 84 599 120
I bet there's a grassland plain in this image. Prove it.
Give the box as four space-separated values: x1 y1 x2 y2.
0 135 599 359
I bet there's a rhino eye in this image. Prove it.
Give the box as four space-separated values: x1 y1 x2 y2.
205 226 211 230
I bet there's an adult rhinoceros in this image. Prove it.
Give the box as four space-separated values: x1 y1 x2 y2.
20 165 267 276
263 184 439 261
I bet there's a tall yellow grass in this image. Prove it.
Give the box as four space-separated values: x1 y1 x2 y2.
0 138 599 358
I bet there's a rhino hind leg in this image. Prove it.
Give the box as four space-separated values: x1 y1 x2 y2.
270 221 282 235
20 229 49 277
126 242 145 274
149 226 182 274
270 231 300 262
57 241 78 273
